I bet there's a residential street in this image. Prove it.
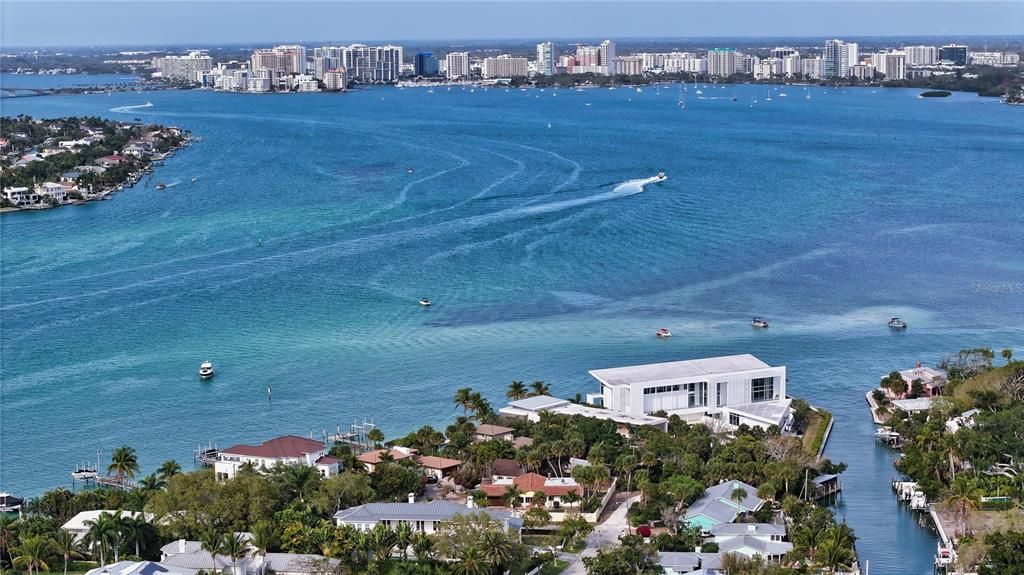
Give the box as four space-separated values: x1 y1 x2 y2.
562 495 640 575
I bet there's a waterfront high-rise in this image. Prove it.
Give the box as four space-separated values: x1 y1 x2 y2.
414 52 439 77
273 45 307 75
800 57 823 79
824 39 857 78
323 69 347 91
613 55 643 76
903 45 938 66
872 51 907 80
782 53 801 77
341 44 402 83
938 44 968 65
251 49 283 74
770 47 799 60
600 40 616 75
153 51 213 82
481 55 528 78
707 48 737 77
445 52 470 79
536 42 557 76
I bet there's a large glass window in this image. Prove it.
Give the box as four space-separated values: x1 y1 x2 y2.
716 382 727 406
751 377 775 402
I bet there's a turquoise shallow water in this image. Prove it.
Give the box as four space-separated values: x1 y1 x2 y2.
2 80 1023 573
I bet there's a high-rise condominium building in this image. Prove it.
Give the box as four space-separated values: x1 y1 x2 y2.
154 51 213 82
445 52 470 79
323 69 347 91
341 45 403 83
273 45 307 75
707 48 737 77
800 57 823 79
903 45 938 66
770 47 799 60
599 40 616 75
613 55 644 76
481 55 529 78
782 54 801 77
536 42 557 76
414 52 439 76
938 44 968 66
871 52 907 80
824 39 857 78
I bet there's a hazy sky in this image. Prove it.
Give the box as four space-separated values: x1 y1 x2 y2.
2 1 1022 48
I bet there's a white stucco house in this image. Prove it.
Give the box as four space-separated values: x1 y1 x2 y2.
62 510 153 542
214 435 339 480
333 500 521 535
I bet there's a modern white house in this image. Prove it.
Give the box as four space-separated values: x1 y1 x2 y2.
499 395 669 434
214 435 339 480
586 354 792 431
333 500 521 535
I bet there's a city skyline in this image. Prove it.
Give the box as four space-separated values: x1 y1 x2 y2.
2 1 1023 48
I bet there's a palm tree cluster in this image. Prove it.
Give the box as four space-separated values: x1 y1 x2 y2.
452 388 492 420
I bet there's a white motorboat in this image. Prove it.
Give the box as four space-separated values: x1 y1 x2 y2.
419 298 432 306
655 172 667 182
751 317 769 328
888 317 908 329
72 465 98 481
199 361 214 379
656 328 672 338
0 492 24 514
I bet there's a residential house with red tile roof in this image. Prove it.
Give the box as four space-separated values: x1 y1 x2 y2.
214 435 339 480
479 472 582 510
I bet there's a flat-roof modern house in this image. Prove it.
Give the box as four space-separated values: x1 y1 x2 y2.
499 395 669 434
586 354 792 431
214 435 339 480
683 480 764 530
333 501 521 535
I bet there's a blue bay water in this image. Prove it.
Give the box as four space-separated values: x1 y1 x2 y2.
2 81 1023 574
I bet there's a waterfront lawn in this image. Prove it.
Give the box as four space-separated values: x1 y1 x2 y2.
801 408 832 456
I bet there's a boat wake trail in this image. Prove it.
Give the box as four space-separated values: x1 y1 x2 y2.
109 102 154 113
1 176 656 312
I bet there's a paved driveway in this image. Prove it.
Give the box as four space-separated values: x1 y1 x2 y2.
562 495 640 575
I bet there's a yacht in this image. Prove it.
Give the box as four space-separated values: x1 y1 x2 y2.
0 492 23 514
655 328 672 338
751 317 769 328
888 317 908 329
199 361 214 379
419 298 432 306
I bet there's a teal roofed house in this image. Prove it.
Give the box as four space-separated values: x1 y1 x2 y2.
683 480 763 530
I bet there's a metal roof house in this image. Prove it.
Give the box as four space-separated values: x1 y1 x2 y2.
586 355 792 431
84 561 197 575
682 480 764 530
62 511 153 542
709 523 792 561
333 501 521 535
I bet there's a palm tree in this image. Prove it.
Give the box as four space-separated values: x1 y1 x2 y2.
83 511 120 564
561 491 581 509
944 477 983 536
451 546 489 575
503 485 523 510
531 490 548 508
410 533 434 563
11 536 53 575
1003 348 1014 363
198 529 224 571
284 465 321 502
467 392 491 420
51 531 80 575
0 514 19 575
366 524 396 563
250 521 277 560
219 532 249 575
453 387 474 417
157 460 182 480
480 530 515 572
730 486 748 509
506 381 527 401
107 446 140 487
367 428 385 448
393 522 413 562
138 474 166 492
529 381 550 397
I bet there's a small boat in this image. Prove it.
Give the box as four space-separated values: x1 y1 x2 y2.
0 492 24 514
888 317 908 329
419 298 432 306
655 172 667 182
71 465 98 481
191 177 198 183
751 317 769 328
407 168 414 174
155 182 166 189
655 328 672 338
199 361 214 379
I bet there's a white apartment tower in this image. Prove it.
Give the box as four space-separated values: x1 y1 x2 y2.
599 40 616 75
273 45 307 75
707 48 738 77
824 39 857 78
536 42 557 76
445 52 470 79
904 45 938 66
481 55 529 78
